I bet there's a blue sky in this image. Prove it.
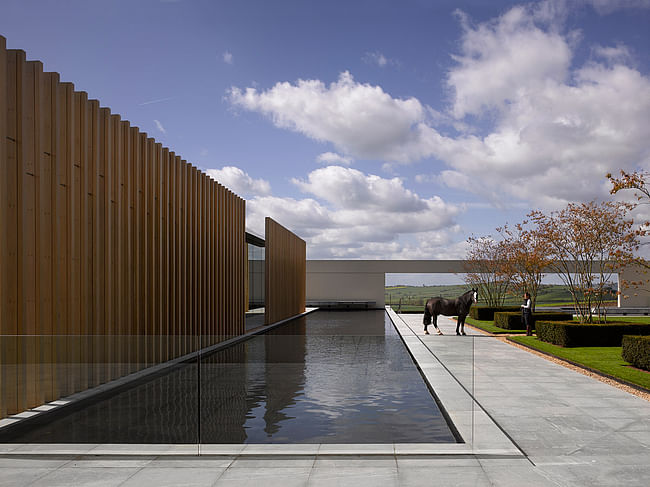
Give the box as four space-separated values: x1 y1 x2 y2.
2 0 650 262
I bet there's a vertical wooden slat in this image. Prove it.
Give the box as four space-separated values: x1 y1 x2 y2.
53 74 70 399
0 36 10 419
70 89 85 392
89 99 102 387
161 147 169 361
209 178 215 345
198 173 204 345
2 48 21 416
74 90 89 392
60 82 79 396
180 160 188 354
153 142 161 363
190 166 196 342
225 190 230 336
173 155 180 356
131 127 141 372
23 59 40 411
200 174 205 347
121 121 131 373
84 96 94 387
139 133 148 370
169 154 176 357
218 184 224 340
145 137 154 366
111 114 122 380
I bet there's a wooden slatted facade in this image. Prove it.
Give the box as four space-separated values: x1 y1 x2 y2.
0 37 246 418
264 218 306 325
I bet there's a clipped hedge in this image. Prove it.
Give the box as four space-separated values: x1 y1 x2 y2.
536 322 650 347
622 335 650 371
494 311 573 330
469 306 520 321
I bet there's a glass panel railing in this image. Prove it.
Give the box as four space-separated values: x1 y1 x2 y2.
0 335 200 451
1 311 483 453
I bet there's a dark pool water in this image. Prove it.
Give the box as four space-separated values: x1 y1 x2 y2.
4 310 458 444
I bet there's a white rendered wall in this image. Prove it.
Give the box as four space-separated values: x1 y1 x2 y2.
307 271 385 307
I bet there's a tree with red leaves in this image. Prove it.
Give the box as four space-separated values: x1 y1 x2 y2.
529 201 645 323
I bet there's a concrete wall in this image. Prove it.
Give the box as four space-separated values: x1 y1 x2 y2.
307 271 385 307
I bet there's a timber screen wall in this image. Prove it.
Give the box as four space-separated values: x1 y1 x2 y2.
265 218 306 325
0 37 245 418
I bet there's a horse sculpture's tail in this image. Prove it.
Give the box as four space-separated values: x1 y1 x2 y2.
423 303 432 326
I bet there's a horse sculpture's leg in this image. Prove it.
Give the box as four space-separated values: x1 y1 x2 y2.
423 304 431 334
458 315 467 335
433 314 443 335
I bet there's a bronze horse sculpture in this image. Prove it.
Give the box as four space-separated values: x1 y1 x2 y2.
423 289 477 336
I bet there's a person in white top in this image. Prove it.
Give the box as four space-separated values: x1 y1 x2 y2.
521 292 533 336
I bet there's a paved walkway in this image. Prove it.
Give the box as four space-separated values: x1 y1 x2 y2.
399 313 650 486
1 312 649 486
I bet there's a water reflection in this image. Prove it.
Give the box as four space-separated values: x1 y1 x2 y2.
2 311 457 444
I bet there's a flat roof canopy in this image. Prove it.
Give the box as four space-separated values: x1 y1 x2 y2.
307 260 467 273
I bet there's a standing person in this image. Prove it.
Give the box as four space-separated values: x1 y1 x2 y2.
521 292 533 336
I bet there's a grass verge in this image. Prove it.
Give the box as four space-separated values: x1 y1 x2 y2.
509 336 650 391
594 316 650 324
465 317 527 334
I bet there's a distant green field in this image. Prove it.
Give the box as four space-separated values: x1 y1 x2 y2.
385 284 616 307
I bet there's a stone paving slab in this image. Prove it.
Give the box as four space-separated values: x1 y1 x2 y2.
398 311 650 486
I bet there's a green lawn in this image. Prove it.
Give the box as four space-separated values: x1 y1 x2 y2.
464 317 527 334
595 316 650 324
509 336 650 390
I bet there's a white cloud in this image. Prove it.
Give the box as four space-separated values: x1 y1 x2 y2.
365 51 388 67
153 119 166 134
223 51 233 64
592 44 633 64
414 174 437 184
316 152 353 165
363 51 398 68
292 166 428 212
585 0 650 14
206 166 271 197
447 5 572 119
440 5 650 208
227 71 442 163
245 165 462 259
227 1 650 227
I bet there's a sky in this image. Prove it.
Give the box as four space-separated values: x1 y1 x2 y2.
2 0 650 266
